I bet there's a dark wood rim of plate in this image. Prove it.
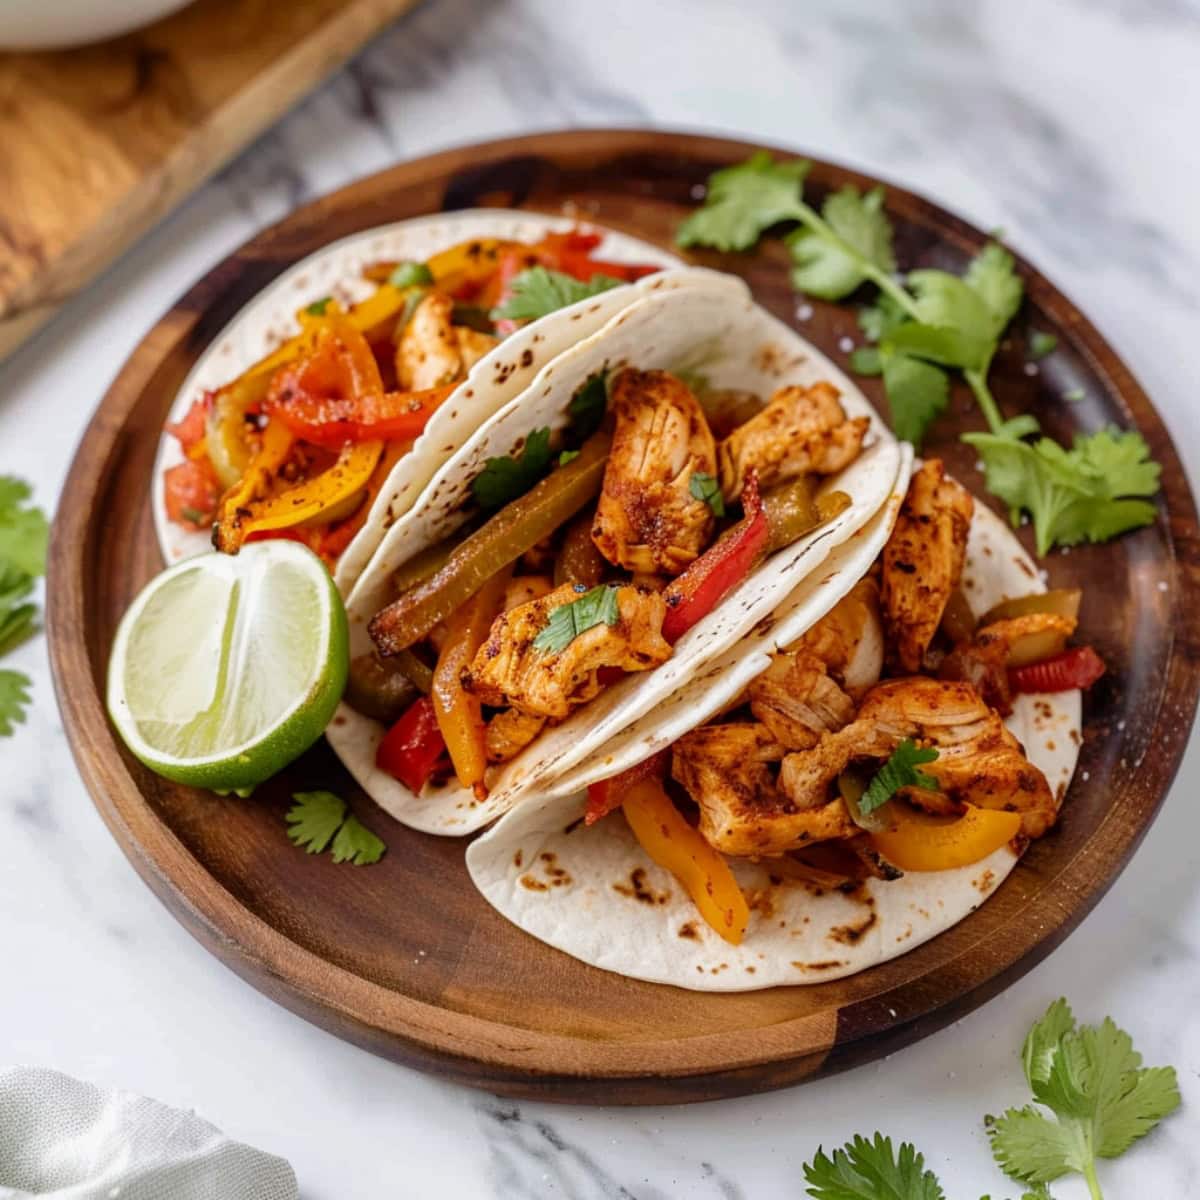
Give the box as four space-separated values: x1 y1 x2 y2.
47 130 1200 1104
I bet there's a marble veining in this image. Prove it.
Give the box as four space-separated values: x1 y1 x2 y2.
1 1 1197 1197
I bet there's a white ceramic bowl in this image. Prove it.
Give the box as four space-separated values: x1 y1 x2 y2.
0 0 194 49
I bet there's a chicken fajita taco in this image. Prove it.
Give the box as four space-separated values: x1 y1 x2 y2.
153 211 681 593
328 273 905 833
467 459 1105 990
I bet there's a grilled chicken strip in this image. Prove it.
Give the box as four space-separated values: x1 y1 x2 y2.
591 369 718 575
717 381 868 501
748 651 856 750
880 459 974 672
485 708 546 764
462 583 671 720
671 723 857 857
779 677 1056 839
395 292 497 390
789 578 884 700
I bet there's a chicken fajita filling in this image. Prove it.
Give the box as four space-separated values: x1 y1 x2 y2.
584 460 1107 945
345 367 869 800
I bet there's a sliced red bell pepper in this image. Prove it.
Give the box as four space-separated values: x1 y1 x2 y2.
376 696 447 794
585 749 670 825
265 376 454 447
261 316 454 446
661 470 768 644
1010 645 1106 695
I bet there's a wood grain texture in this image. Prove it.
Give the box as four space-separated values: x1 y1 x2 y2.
46 130 1200 1104
0 0 417 361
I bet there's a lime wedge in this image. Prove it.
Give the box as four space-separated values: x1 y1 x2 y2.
107 541 348 792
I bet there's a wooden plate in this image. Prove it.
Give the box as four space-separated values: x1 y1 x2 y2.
48 130 1200 1104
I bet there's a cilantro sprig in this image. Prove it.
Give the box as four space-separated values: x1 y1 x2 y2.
677 154 1163 554
797 1000 1178 1200
286 791 386 866
471 427 554 511
988 999 1180 1198
491 267 624 323
532 585 621 654
0 477 48 738
860 740 940 814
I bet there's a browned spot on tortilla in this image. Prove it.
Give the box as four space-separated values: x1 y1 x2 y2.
512 850 523 868
792 959 847 971
613 867 670 905
745 965 756 974
1015 557 1035 578
520 875 548 892
1069 729 1080 745
332 715 346 727
1046 739 1056 751
563 816 585 835
678 922 699 940
973 868 996 893
829 909 878 945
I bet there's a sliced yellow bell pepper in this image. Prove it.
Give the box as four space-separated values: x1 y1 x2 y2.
432 564 513 799
622 779 750 945
868 804 1021 872
213 420 295 552
218 438 383 552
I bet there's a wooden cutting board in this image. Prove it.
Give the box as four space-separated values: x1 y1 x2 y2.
0 0 418 362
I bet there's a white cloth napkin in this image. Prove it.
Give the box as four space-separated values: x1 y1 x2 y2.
0 1068 298 1199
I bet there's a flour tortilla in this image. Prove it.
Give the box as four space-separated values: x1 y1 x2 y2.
329 276 902 834
152 209 683 594
466 490 1082 991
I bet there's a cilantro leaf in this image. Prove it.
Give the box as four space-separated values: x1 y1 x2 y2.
286 791 387 866
0 670 30 736
331 815 387 866
558 450 580 467
859 293 910 343
1029 331 1058 360
472 427 554 510
0 478 49 578
689 471 725 517
849 346 883 376
491 267 623 322
304 297 331 316
789 186 896 301
803 1133 946 1200
388 260 434 289
964 428 1160 555
905 270 997 366
860 739 940 813
286 791 346 854
964 242 1024 335
882 354 950 447
989 1000 1180 1191
0 564 36 655
532 585 621 654
886 321 993 371
676 151 810 252
566 373 608 446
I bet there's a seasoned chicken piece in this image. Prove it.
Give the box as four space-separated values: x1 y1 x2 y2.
455 326 498 374
462 583 670 720
789 578 884 699
503 575 554 612
880 459 974 672
485 708 546 764
591 369 718 575
672 724 855 857
779 678 1057 839
747 651 856 750
717 381 868 501
395 292 463 390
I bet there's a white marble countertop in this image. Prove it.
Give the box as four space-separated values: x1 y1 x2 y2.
2 1 1197 1196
